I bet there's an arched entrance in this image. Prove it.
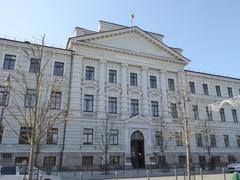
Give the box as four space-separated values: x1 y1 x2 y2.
131 130 145 168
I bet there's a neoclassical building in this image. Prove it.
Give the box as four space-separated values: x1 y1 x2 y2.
0 21 240 170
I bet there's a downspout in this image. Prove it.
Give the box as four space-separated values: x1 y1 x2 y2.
59 50 74 171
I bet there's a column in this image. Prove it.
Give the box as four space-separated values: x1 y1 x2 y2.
160 70 169 119
97 60 106 119
120 63 129 120
141 66 149 117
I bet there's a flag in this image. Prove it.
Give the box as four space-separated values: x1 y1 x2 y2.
131 14 135 26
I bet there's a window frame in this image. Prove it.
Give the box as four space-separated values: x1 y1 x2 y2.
202 83 209 95
109 129 118 145
219 108 226 122
46 128 58 145
109 69 117 83
50 92 62 110
131 99 139 116
83 128 93 145
3 54 16 70
130 73 138 86
195 134 203 147
151 101 159 117
168 78 175 91
232 109 238 123
171 103 178 118
108 97 117 114
29 58 40 73
215 85 221 97
150 76 157 88
85 66 95 80
24 89 36 108
84 95 94 112
53 61 64 76
189 81 196 94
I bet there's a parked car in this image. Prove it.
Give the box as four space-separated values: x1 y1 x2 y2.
227 162 240 172
0 166 61 180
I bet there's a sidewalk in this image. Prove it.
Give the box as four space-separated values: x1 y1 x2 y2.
57 169 232 180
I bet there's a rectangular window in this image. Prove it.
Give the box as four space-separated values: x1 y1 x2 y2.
151 101 159 117
82 156 93 166
110 156 120 165
220 108 226 122
195 134 203 147
215 85 221 97
46 128 58 144
131 99 139 116
178 156 186 167
0 126 3 144
228 87 233 98
168 78 175 91
85 66 94 80
224 135 230 147
130 73 138 86
228 155 236 163
84 95 94 112
236 135 240 148
83 128 93 145
210 134 216 147
192 105 199 120
53 62 64 76
232 109 238 123
43 157 56 166
3 54 16 70
202 84 209 95
175 132 183 146
19 127 32 144
29 58 40 73
110 129 118 145
50 92 61 110
206 106 213 121
2 153 12 159
0 86 10 106
108 97 117 114
156 131 163 146
150 76 157 88
24 89 36 108
15 157 29 166
109 69 117 83
189 81 196 94
171 103 178 118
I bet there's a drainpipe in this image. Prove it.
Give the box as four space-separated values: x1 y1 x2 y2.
59 50 74 171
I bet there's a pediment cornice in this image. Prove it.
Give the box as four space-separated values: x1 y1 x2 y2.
124 115 152 124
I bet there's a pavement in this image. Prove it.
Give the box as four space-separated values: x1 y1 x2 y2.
55 169 233 180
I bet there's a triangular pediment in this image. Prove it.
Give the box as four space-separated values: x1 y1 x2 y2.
125 115 152 124
73 27 189 63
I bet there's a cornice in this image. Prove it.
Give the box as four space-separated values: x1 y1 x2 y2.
72 41 186 66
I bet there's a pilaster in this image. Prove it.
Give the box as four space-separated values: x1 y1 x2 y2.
141 66 149 117
120 63 129 120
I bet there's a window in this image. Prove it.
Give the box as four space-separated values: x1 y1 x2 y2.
224 135 230 147
85 66 94 80
53 62 64 76
192 105 199 120
82 156 93 166
29 58 40 73
19 127 32 144
178 156 186 167
43 157 56 166
151 101 159 117
236 135 240 148
189 81 196 94
210 134 216 147
0 86 10 106
219 108 226 122
2 153 12 159
110 156 120 165
227 87 233 98
83 128 93 144
50 92 61 110
175 132 183 146
202 84 209 95
156 131 163 146
84 95 94 112
215 85 221 97
195 134 203 147
206 106 213 121
109 69 117 83
168 78 175 91
232 109 238 123
171 103 178 118
46 128 58 144
15 157 29 165
131 99 139 116
24 89 36 108
3 54 16 70
110 129 118 145
150 76 157 88
130 73 138 86
108 97 117 114
228 156 236 163
0 126 3 144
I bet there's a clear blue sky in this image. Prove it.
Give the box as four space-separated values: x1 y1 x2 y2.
1 0 240 78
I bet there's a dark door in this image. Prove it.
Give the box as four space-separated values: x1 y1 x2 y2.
131 131 145 168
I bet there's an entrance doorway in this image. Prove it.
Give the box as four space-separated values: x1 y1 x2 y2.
131 131 145 168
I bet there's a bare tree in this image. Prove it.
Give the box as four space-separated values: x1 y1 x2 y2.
3 36 69 180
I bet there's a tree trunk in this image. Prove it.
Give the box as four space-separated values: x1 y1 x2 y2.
185 141 191 180
104 144 108 174
28 136 36 180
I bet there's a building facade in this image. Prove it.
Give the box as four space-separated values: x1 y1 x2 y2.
0 21 240 170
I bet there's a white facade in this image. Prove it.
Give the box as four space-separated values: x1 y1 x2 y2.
0 21 240 170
